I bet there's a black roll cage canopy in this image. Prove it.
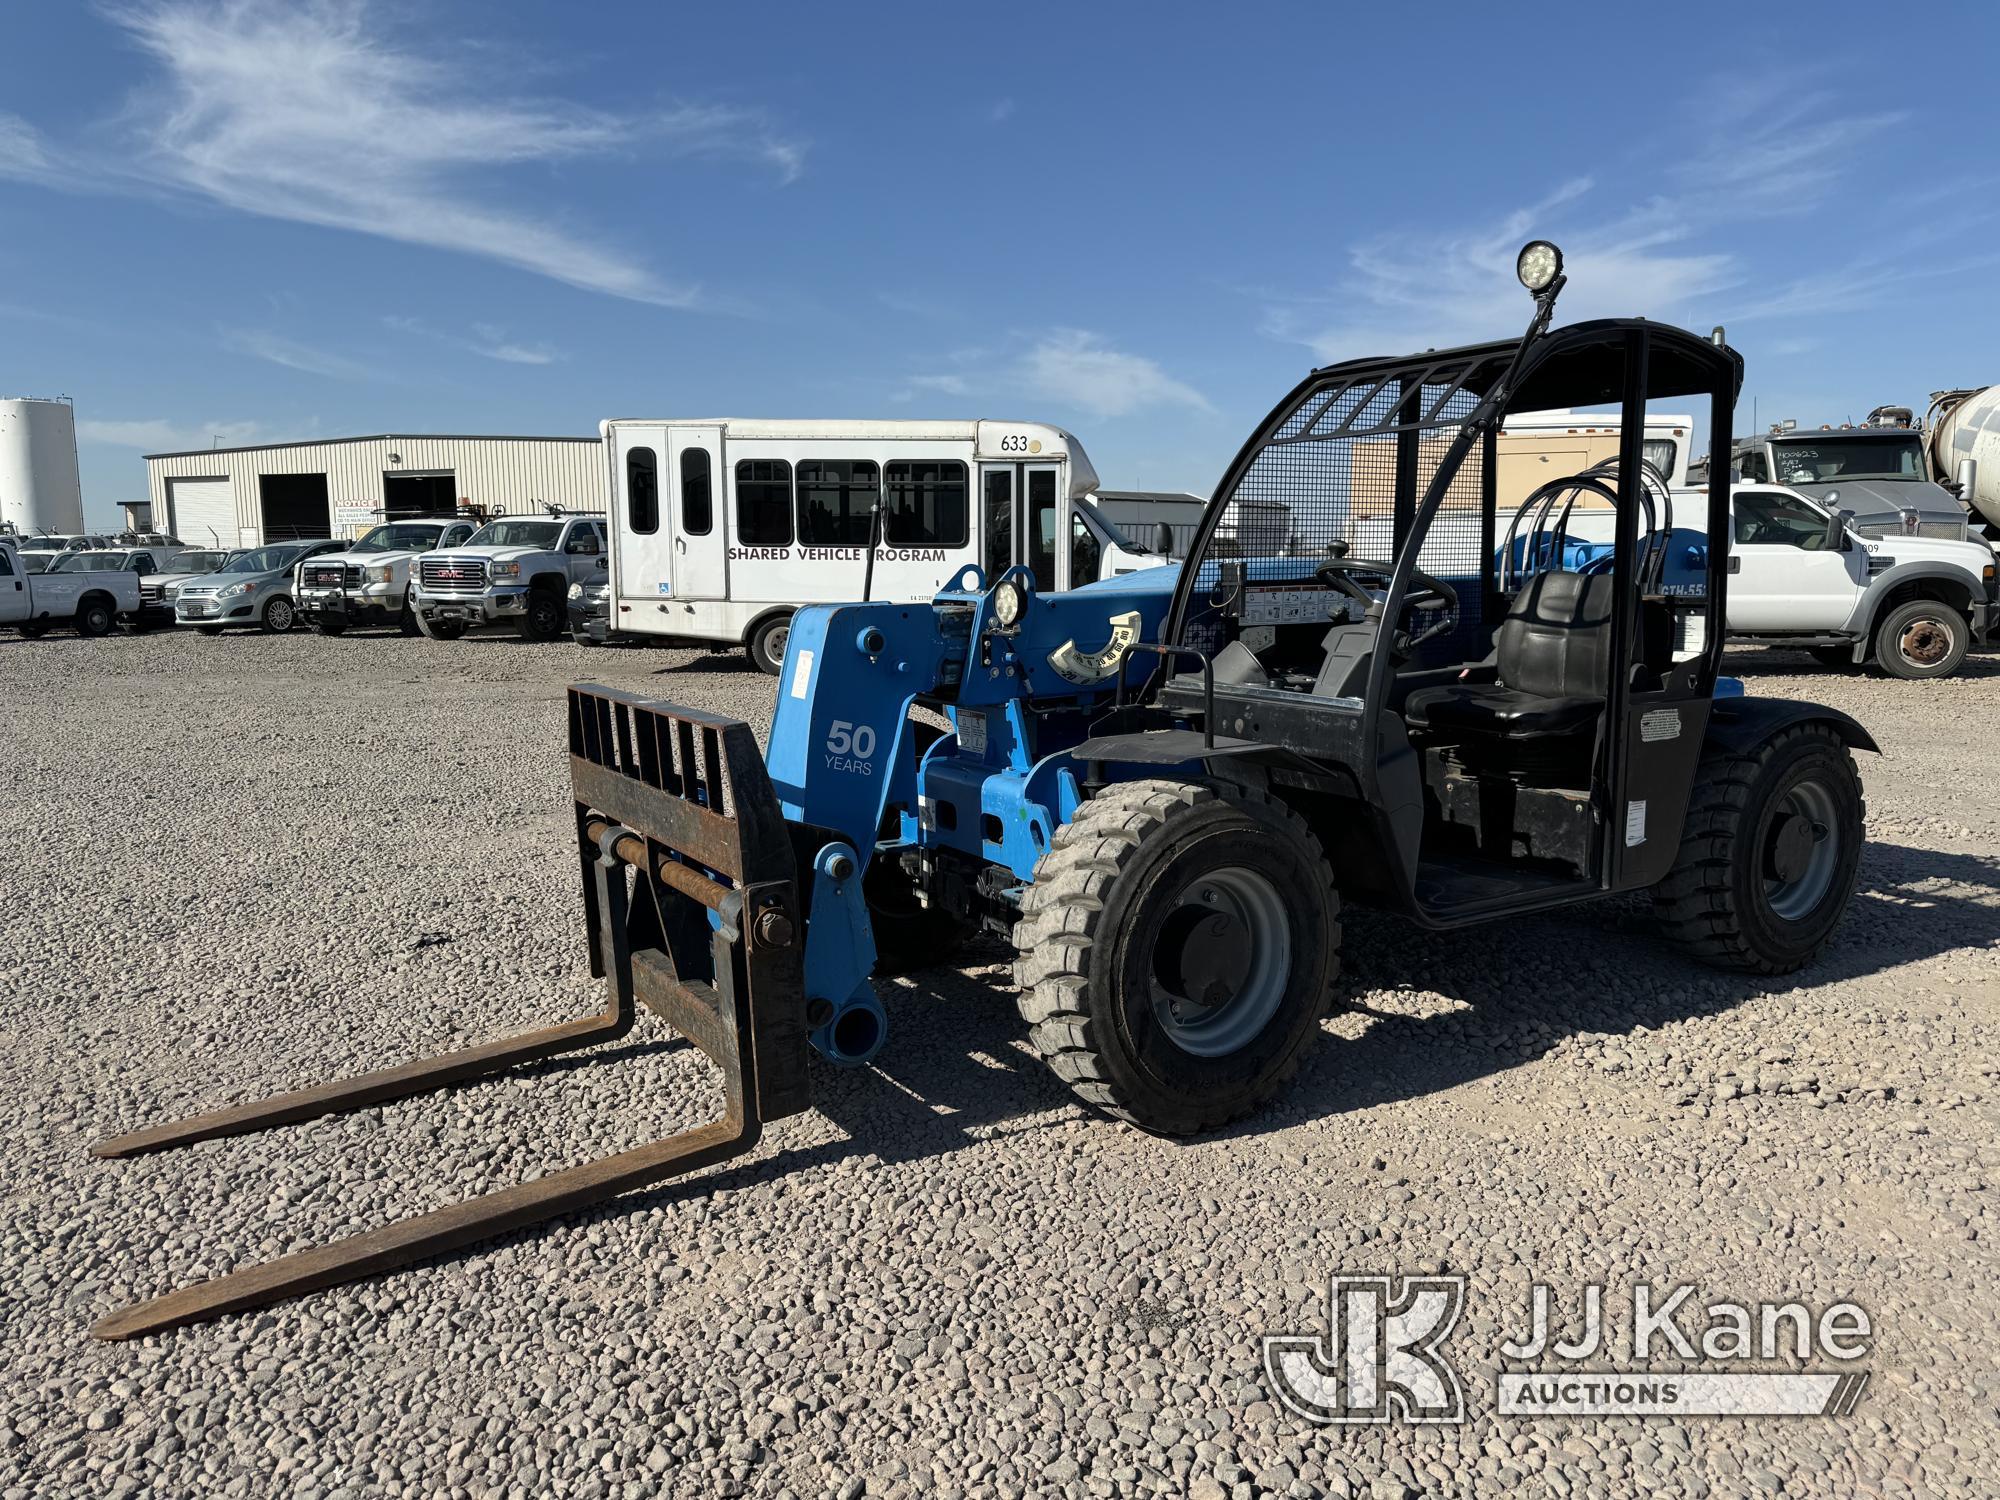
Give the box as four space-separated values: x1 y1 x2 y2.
1162 313 1743 732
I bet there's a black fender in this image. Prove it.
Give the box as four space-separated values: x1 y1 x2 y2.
1704 696 1880 756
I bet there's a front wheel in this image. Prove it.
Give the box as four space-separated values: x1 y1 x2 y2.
260 597 296 633
397 594 419 635
1014 779 1340 1135
746 613 792 675
1654 723 1865 974
1873 599 1967 679
520 590 565 642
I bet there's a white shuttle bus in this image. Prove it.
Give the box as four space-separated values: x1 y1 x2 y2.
602 418 1161 671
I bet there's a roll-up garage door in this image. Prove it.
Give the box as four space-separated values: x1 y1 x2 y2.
167 477 236 547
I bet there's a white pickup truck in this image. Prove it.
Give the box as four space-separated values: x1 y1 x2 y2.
1558 482 1996 678
1 536 142 637
408 512 608 640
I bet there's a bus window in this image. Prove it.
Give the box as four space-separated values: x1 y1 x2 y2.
984 470 1013 572
1641 437 1677 481
884 460 968 546
680 448 712 535
736 459 793 547
627 447 659 535
1028 469 1057 591
797 460 879 546
1069 510 1101 584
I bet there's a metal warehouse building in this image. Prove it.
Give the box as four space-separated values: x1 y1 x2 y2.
143 434 604 547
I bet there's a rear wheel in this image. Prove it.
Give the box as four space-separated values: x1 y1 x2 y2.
747 613 792 675
1873 598 1967 679
521 588 565 642
1014 779 1339 1135
76 598 116 636
260 597 296 633
1654 723 1865 974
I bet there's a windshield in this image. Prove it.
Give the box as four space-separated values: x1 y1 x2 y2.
466 520 560 548
172 550 227 573
1772 436 1925 483
219 545 309 574
352 523 445 554
51 551 120 572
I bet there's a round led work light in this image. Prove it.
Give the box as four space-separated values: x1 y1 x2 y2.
1516 240 1563 293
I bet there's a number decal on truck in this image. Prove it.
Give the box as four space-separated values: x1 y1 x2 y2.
825 720 877 774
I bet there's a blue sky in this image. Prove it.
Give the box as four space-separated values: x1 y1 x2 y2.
4 1 1997 527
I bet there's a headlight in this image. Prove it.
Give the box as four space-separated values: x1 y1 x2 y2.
1516 239 1563 293
491 561 520 580
222 580 255 597
991 579 1023 628
366 564 394 585
567 582 583 600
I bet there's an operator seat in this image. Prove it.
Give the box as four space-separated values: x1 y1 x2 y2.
1402 571 1613 739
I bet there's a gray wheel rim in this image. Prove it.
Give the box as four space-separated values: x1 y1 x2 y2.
1764 779 1839 921
1149 865 1290 1057
268 599 293 631
763 623 789 668
1897 612 1953 668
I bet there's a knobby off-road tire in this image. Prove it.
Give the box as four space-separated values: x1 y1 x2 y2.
1013 778 1340 1135
1654 723 1865 974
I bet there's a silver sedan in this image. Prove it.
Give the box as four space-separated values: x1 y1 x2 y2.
175 540 343 634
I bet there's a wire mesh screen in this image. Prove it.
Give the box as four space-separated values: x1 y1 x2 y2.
1182 356 1505 666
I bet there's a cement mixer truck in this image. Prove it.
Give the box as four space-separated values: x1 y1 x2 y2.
1926 387 2000 541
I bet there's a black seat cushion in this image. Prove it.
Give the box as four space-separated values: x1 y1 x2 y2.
1403 571 1614 740
1403 683 1603 737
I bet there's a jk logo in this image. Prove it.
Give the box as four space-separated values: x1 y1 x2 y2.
1264 1274 1466 1424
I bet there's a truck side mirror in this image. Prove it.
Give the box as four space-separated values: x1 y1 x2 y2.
1825 508 1855 551
1152 522 1174 557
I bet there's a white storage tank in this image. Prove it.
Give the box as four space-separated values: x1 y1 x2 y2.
0 396 86 535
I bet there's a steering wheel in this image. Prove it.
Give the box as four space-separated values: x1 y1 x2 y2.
1314 557 1460 645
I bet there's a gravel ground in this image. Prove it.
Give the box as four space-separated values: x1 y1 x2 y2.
2 626 1996 1500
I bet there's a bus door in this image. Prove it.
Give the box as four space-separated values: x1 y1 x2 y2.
668 426 725 600
980 462 1064 591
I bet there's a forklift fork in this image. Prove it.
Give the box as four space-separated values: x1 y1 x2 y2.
91 687 810 1341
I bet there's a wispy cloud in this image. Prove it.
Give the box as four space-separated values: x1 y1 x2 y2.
385 315 563 365
0 1 805 309
1259 76 1908 363
221 326 373 380
896 331 1211 419
77 416 266 449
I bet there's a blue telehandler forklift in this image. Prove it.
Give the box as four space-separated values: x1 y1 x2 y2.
93 244 1876 1339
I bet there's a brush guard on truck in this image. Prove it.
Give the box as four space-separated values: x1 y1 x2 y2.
90 686 809 1340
